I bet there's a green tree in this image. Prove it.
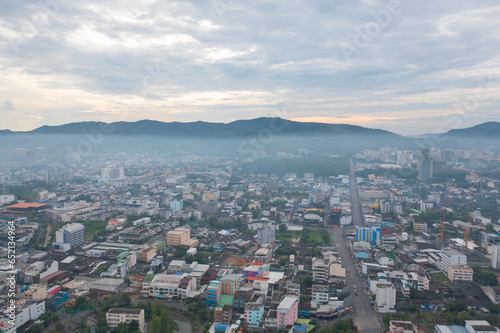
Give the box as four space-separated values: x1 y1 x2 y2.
383 313 392 327
151 316 162 333
128 320 140 332
302 275 313 288
27 324 44 333
118 293 132 306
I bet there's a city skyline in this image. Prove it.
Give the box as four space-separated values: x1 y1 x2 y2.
1 0 499 135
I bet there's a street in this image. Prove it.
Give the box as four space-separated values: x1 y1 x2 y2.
327 158 382 333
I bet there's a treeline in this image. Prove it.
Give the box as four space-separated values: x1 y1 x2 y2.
240 157 350 177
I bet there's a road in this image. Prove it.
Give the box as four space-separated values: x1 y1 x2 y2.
349 159 364 226
331 228 382 333
328 159 382 332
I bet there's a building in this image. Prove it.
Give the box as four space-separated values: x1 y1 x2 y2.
418 148 433 181
389 321 417 333
147 275 184 298
312 285 330 305
45 291 69 310
448 265 473 283
277 296 298 329
465 320 500 333
207 281 221 307
254 247 272 264
233 290 255 312
139 247 157 262
23 284 47 301
413 222 427 233
492 244 500 269
312 258 331 282
244 297 264 328
170 199 184 211
375 282 396 313
106 308 145 333
214 305 233 324
220 274 241 295
256 225 275 245
356 226 381 245
166 228 190 246
101 165 125 182
0 194 15 205
441 249 467 275
55 223 85 247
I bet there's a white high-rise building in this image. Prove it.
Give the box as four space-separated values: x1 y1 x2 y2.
55 223 85 247
101 165 125 182
375 282 396 313
257 226 275 245
492 244 500 269
441 249 467 274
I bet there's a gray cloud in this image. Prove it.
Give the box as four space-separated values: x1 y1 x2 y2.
1 100 15 111
0 0 499 134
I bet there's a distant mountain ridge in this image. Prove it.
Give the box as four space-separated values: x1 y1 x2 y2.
3 118 402 138
445 121 500 137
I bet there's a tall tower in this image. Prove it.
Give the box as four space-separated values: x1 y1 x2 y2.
418 148 433 181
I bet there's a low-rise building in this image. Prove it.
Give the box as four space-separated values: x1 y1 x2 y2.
107 308 145 333
448 265 473 283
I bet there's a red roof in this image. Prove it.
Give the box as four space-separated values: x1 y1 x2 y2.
8 203 50 209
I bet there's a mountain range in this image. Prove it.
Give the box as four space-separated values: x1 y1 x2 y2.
1 118 499 138
2 118 403 138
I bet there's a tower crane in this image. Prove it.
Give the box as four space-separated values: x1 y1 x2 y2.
464 204 475 251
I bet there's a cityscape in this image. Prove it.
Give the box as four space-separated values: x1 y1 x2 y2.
2 1 500 333
1 124 500 333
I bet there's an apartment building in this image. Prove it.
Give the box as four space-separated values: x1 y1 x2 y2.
448 265 473 282
441 249 467 275
166 228 190 246
277 296 298 329
106 308 145 333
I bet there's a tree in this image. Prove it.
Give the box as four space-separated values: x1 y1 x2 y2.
302 275 313 288
128 320 140 332
151 316 162 333
75 296 88 310
383 313 392 327
124 277 131 286
118 293 132 306
27 324 43 333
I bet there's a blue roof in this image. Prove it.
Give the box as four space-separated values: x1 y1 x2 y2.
214 324 230 331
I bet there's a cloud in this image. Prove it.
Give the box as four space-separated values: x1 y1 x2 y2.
0 0 499 135
1 100 15 111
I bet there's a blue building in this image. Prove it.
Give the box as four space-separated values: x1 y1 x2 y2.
46 291 69 310
356 226 381 245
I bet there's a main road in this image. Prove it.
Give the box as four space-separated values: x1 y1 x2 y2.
330 159 382 332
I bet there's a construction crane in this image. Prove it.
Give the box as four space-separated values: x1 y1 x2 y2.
464 204 475 251
440 195 451 240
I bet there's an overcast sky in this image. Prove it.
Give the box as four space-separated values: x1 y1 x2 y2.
1 0 499 135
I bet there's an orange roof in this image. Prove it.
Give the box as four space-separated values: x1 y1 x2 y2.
8 203 50 208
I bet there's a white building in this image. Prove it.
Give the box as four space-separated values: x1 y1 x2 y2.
448 265 473 282
312 258 330 282
55 223 85 248
375 282 396 313
107 308 145 333
492 244 500 269
465 320 500 333
0 194 15 205
101 165 125 182
257 226 275 245
11 301 45 329
441 249 467 275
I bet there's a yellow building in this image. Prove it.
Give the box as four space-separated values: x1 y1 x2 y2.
24 284 47 301
166 228 190 246
139 246 157 262
107 308 145 333
448 264 473 282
